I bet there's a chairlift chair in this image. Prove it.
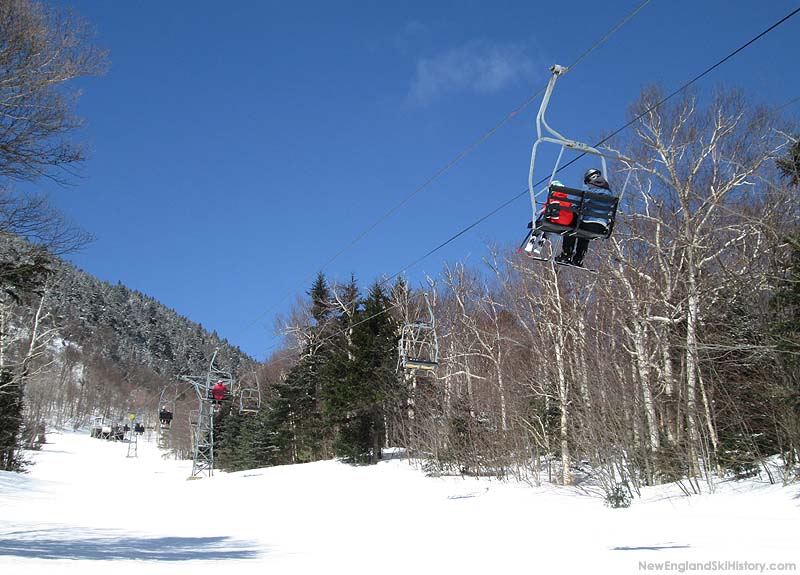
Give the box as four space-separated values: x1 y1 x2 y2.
234 372 261 414
91 415 105 438
158 408 174 427
207 357 234 404
398 292 439 374
518 64 630 267
158 385 178 428
239 387 261 414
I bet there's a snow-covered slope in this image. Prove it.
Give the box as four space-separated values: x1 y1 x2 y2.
1 431 798 574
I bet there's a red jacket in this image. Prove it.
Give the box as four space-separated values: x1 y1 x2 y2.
212 383 227 401
546 190 574 225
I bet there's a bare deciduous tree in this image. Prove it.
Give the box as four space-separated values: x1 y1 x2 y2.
0 0 107 183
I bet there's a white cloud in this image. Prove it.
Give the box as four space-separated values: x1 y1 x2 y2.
410 41 534 103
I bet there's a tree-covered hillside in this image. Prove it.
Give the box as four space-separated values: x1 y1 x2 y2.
3 251 257 458
49 259 251 380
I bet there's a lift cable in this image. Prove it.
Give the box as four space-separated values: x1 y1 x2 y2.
242 0 654 338
300 4 800 354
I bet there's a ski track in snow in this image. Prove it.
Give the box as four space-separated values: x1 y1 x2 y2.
1 430 799 574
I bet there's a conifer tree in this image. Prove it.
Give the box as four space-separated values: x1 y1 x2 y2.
309 272 333 328
777 138 800 187
266 354 327 463
258 273 337 464
214 410 269 472
325 281 399 464
0 368 24 470
212 407 241 470
768 235 800 471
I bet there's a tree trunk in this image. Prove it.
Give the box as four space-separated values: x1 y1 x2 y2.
549 268 571 485
685 273 701 476
633 320 660 453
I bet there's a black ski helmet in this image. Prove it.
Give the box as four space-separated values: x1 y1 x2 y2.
584 168 602 185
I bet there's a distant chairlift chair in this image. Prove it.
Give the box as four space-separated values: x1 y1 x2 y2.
398 293 439 373
159 408 174 427
239 386 261 415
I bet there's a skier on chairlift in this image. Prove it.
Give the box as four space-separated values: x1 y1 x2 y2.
526 179 574 256
211 381 228 403
159 406 173 426
555 168 615 267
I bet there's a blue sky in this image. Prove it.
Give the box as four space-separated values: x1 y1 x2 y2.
31 1 799 360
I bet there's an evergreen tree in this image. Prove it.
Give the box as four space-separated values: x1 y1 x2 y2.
771 237 800 356
0 368 24 470
777 138 800 187
254 273 338 465
309 272 333 328
213 406 243 470
325 281 399 464
0 236 52 471
214 409 270 472
266 354 327 463
237 411 283 468
306 272 336 455
0 238 52 301
332 275 360 339
768 234 800 470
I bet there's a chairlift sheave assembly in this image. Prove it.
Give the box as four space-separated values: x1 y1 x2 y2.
517 64 630 271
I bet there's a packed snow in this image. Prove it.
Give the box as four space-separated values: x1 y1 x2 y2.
1 430 798 574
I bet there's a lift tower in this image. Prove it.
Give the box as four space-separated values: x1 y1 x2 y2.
183 350 234 478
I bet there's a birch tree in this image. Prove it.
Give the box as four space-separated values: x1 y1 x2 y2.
622 88 790 477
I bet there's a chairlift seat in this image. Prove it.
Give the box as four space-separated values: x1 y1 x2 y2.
403 358 438 371
208 390 232 403
535 184 618 239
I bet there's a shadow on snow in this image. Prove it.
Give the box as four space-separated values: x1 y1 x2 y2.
612 544 691 551
0 529 263 561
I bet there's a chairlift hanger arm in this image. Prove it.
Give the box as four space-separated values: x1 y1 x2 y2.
422 291 435 327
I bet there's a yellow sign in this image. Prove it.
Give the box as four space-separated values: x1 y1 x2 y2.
129 413 135 420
